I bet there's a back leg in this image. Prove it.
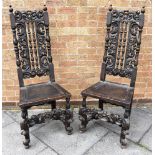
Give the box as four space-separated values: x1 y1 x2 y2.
99 99 103 110
51 100 56 110
63 97 73 135
82 95 87 108
79 95 88 132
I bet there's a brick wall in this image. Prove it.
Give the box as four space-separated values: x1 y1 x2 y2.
2 0 152 107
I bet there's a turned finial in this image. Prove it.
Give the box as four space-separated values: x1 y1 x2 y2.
109 4 113 11
141 6 145 13
9 5 13 12
43 4 47 11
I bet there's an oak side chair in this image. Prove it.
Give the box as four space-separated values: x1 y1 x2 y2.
79 5 145 147
9 5 73 149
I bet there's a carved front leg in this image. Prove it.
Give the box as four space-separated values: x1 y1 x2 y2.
120 109 130 148
20 108 30 149
61 109 73 135
79 108 91 132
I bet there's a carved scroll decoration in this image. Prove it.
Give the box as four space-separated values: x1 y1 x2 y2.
104 9 144 79
11 9 52 78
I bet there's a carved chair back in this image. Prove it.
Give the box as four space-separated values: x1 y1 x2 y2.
9 5 55 87
100 6 145 87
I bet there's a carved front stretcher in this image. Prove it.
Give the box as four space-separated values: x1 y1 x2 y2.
9 5 73 149
79 5 145 148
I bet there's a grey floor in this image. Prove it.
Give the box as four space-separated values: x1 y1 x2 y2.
2 107 152 155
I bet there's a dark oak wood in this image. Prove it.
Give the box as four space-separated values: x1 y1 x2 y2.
79 5 145 148
9 5 73 149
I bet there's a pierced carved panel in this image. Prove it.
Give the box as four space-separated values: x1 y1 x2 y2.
104 8 144 79
10 8 52 79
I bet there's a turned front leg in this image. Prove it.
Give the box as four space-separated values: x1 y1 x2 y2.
20 108 30 149
63 97 73 135
79 110 88 132
79 96 89 132
120 108 130 148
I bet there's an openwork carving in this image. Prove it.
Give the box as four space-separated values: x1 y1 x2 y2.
9 5 73 149
79 107 130 146
27 109 73 133
79 5 145 148
103 6 145 79
9 6 52 78
20 108 73 148
79 108 123 125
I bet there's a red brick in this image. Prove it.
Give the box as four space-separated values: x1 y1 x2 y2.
51 42 66 48
57 20 77 27
78 48 96 55
57 7 77 14
2 43 7 49
47 0 66 6
59 61 77 67
58 35 77 42
48 7 56 14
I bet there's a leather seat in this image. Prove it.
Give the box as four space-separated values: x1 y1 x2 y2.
81 81 134 107
20 81 71 108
